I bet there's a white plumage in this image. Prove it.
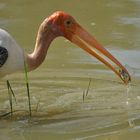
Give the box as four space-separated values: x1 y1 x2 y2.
0 29 25 77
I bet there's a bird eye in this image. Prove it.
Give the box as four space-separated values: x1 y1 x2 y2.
64 19 73 27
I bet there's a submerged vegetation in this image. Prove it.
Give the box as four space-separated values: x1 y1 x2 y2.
6 80 16 116
0 61 32 118
83 78 92 101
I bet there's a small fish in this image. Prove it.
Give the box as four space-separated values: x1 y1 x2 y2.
119 69 131 83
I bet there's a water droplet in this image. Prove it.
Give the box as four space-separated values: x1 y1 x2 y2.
128 119 135 128
90 22 96 26
126 101 129 105
137 96 140 100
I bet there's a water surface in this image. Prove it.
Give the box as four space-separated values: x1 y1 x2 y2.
0 0 140 140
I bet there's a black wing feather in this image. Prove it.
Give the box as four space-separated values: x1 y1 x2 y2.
0 46 8 67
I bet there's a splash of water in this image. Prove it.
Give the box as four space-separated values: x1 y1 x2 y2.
124 64 135 127
125 64 134 105
126 83 131 105
126 83 135 127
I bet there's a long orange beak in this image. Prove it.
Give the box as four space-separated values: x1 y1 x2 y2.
70 24 131 84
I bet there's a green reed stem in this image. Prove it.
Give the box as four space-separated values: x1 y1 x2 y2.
6 80 17 103
24 61 32 117
85 78 91 96
6 80 13 116
83 78 92 101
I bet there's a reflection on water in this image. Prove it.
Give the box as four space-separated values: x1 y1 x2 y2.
0 0 140 140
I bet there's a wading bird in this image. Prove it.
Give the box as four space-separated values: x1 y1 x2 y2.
0 11 131 84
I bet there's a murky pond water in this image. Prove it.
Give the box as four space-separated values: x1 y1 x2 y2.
0 0 140 140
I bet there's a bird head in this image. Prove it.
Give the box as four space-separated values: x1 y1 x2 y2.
46 11 131 84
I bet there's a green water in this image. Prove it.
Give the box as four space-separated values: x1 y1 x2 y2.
0 0 140 140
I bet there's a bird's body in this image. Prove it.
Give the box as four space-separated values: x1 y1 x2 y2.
0 11 131 84
0 29 24 77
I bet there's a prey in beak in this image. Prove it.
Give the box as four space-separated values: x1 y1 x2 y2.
70 24 131 84
49 11 131 84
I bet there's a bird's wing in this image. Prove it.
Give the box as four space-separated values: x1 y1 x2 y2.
0 46 8 67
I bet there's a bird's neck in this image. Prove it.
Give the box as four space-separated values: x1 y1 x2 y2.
26 20 57 71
